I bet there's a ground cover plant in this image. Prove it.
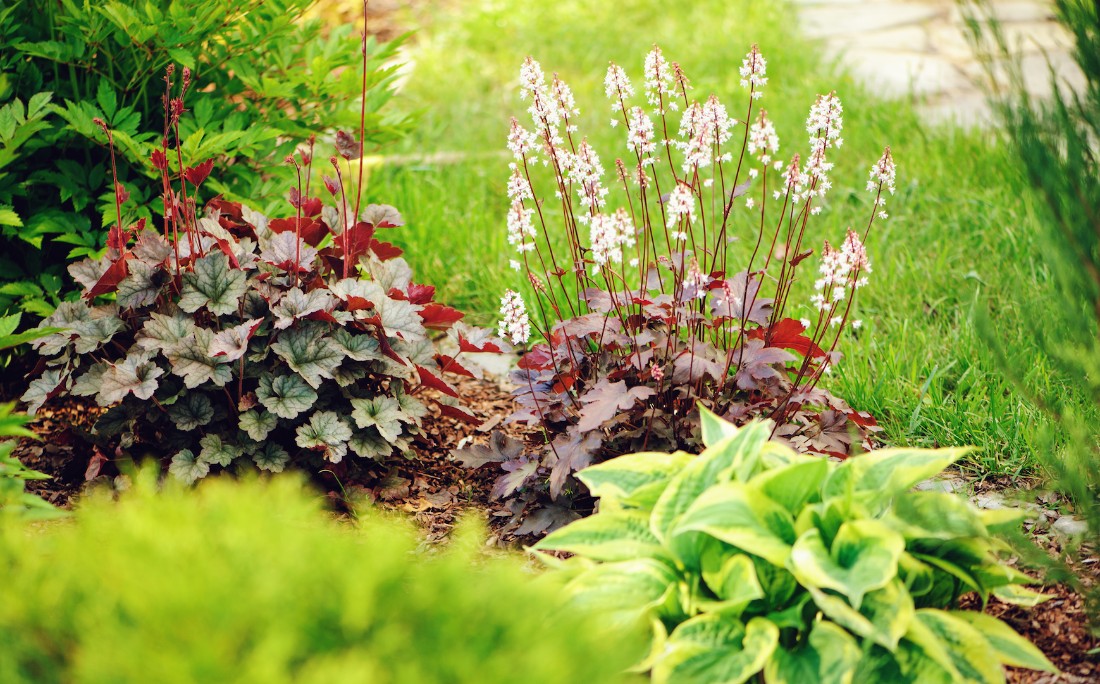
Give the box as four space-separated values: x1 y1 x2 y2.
536 411 1056 682
458 44 892 526
366 0 1089 478
0 0 407 318
18 60 496 485
0 471 641 683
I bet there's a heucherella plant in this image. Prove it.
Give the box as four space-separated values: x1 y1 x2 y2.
461 45 893 531
19 64 498 484
534 409 1057 683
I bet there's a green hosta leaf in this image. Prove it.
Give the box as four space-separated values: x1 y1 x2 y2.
823 447 968 509
949 611 1056 673
97 350 164 405
256 373 317 420
535 510 667 562
331 329 386 363
208 318 263 362
137 311 198 351
167 392 214 431
270 323 344 389
116 259 163 309
165 327 233 388
350 396 404 443
239 410 277 442
564 557 680 631
699 405 740 447
168 449 209 485
295 410 353 463
908 609 1003 684
673 481 796 566
749 457 829 514
179 252 248 316
576 451 694 511
807 578 914 651
199 433 239 467
699 547 764 609
271 287 334 329
21 368 65 415
654 615 778 684
789 520 905 609
348 431 394 460
252 443 289 473
765 620 861 684
885 491 988 541
991 584 1051 607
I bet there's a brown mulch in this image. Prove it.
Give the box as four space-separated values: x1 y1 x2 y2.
5 366 1100 678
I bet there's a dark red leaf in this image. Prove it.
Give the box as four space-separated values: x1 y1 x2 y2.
269 217 328 246
438 402 481 425
458 333 504 355
150 149 168 171
436 354 476 378
305 310 341 324
416 364 458 398
369 240 403 261
183 159 214 186
750 318 827 358
407 283 436 305
517 344 554 370
301 197 323 218
85 255 131 298
85 449 109 481
420 303 464 331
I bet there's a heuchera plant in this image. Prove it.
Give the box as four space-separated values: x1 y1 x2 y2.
20 64 497 484
535 411 1057 683
459 45 894 531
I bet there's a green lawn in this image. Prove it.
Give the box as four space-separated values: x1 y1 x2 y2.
363 0 1086 476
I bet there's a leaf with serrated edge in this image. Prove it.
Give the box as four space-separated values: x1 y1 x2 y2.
179 252 248 316
349 431 393 460
199 433 238 466
116 259 162 309
256 373 317 419
166 327 233 387
270 323 343 388
271 287 334 330
239 410 277 441
137 311 198 351
97 350 164 405
350 396 404 443
253 443 289 472
208 318 263 362
166 392 214 431
296 410 353 463
168 449 209 484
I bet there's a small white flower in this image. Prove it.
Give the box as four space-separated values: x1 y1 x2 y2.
498 290 531 345
605 62 634 102
644 45 675 113
739 45 768 93
589 208 637 272
868 146 897 195
666 182 695 228
509 259 522 271
745 197 755 209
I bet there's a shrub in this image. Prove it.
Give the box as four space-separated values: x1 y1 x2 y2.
460 46 890 529
20 66 495 484
0 402 59 520
0 0 408 317
535 410 1057 682
0 471 641 683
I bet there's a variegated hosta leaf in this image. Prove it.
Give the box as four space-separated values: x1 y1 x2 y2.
271 287 335 330
350 396 406 443
256 373 317 420
270 323 344 389
295 410 353 463
137 311 199 352
97 349 165 405
763 620 861 684
198 433 240 467
252 443 290 472
575 451 694 511
653 615 778 684
673 481 796 567
535 510 667 563
167 392 215 431
208 318 264 362
169 449 209 485
21 368 65 414
116 259 164 309
239 410 277 442
805 578 913 651
788 520 905 609
908 609 1005 684
166 327 234 388
179 251 249 316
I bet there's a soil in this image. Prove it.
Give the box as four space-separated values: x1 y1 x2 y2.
5 365 1099 680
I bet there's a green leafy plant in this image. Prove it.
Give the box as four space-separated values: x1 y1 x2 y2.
0 0 408 318
0 401 60 520
535 410 1056 683
0 471 640 683
20 65 494 485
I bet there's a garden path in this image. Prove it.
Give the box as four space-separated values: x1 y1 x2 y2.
794 0 1086 126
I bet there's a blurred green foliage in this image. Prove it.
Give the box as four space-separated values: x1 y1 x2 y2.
0 0 409 318
0 471 643 683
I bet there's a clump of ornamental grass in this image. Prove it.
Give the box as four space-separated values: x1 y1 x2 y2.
458 45 894 534
20 60 498 485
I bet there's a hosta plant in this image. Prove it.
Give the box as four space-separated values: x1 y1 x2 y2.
534 410 1057 683
459 45 891 527
19 66 495 484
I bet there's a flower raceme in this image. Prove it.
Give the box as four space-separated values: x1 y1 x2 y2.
470 45 897 534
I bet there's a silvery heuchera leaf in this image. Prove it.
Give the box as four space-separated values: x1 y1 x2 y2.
71 309 125 354
396 392 430 423
166 327 234 388
271 287 334 330
331 329 385 363
241 204 270 238
198 433 239 467
68 256 110 290
575 378 657 433
21 368 65 415
361 204 404 228
208 318 264 362
295 410 353 463
33 302 91 355
349 431 393 460
256 373 317 419
330 278 385 310
270 323 344 389
253 443 289 472
239 409 277 441
116 259 165 309
169 449 209 484
332 364 369 387
374 295 424 342
97 349 165 405
259 231 318 271
733 338 796 390
167 392 215 431
137 311 199 351
350 396 405 443
179 251 248 316
71 362 109 397
132 229 173 263
394 338 434 366
363 254 412 292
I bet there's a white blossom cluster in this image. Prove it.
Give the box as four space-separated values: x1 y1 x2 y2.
506 165 537 254
604 62 634 104
498 290 531 345
675 96 734 175
507 117 539 163
589 208 636 273
800 93 844 207
626 106 657 160
644 46 677 113
565 140 608 216
666 182 696 234
810 229 871 322
747 109 779 164
739 45 768 99
867 146 896 220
